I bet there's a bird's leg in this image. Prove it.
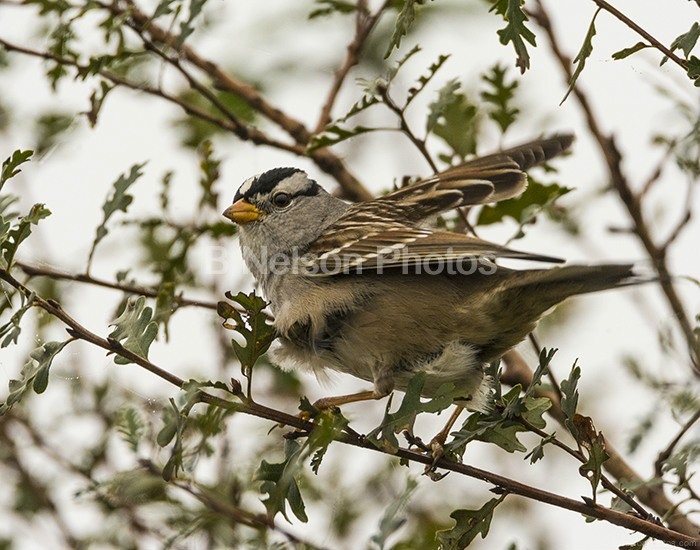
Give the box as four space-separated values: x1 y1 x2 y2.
429 405 465 457
312 390 380 410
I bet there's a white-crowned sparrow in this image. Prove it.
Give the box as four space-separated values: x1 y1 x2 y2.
223 135 638 410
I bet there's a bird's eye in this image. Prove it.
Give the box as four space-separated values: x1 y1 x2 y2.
272 192 292 208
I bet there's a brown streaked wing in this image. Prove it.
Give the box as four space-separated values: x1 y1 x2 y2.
302 228 563 276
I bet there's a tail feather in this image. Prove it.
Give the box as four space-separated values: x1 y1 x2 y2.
478 263 646 362
510 263 642 300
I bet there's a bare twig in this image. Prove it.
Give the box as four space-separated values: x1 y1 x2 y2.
379 86 438 172
655 408 700 478
15 260 218 310
0 38 304 155
314 0 390 133
1 268 697 545
95 0 374 201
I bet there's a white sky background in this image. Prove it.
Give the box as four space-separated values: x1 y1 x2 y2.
0 0 699 549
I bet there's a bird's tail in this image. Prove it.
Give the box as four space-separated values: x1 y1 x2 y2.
508 263 645 302
479 264 648 362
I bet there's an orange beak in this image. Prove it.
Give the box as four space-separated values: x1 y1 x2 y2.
223 199 263 224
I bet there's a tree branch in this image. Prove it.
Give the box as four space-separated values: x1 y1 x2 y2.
314 0 390 133
98 0 374 201
1 268 698 545
14 260 218 310
0 38 305 155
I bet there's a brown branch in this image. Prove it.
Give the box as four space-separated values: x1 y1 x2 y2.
98 0 374 201
14 260 218 310
380 86 438 172
1 268 698 545
160 469 324 548
0 38 304 155
531 0 699 375
314 0 389 133
588 0 688 70
655 408 700 478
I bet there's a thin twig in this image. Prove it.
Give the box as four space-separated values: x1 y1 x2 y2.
655 408 700 478
379 86 438 172
314 0 389 133
0 38 304 155
15 260 218 310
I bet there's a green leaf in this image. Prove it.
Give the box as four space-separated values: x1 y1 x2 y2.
306 407 349 475
687 55 700 87
159 398 187 481
0 204 52 269
561 8 600 104
480 63 520 133
522 347 556 400
369 477 417 550
309 0 357 19
307 123 376 152
612 42 649 61
0 339 72 415
34 112 73 156
116 407 146 452
385 0 424 59
525 432 556 464
669 22 700 60
490 0 537 74
477 178 571 228
427 81 479 160
197 140 220 210
176 0 208 47
335 93 382 124
436 494 507 548
218 291 276 370
85 80 113 127
255 439 309 523
560 360 581 432
1 150 33 191
153 281 177 340
0 291 34 347
87 162 146 273
366 373 456 453
46 22 78 89
406 53 450 106
108 296 159 364
572 414 609 502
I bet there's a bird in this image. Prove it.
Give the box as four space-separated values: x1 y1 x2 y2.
222 134 641 412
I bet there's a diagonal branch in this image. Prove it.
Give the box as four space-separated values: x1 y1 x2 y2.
15 260 218 310
314 0 391 133
98 0 373 201
0 38 305 155
1 267 698 545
